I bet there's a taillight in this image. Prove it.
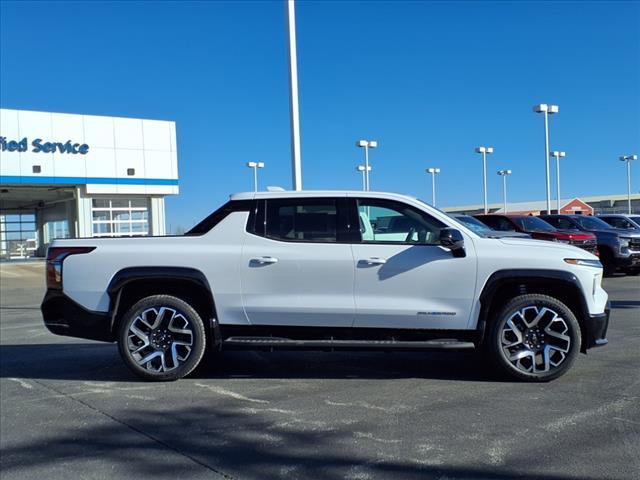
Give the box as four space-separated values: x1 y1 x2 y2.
46 247 96 290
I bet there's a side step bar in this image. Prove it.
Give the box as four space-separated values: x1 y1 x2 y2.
222 336 476 351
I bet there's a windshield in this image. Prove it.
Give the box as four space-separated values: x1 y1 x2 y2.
454 215 492 234
572 216 613 230
628 216 640 226
512 217 556 232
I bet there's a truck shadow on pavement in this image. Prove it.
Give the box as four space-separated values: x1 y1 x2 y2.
610 300 640 309
0 401 605 480
0 343 508 383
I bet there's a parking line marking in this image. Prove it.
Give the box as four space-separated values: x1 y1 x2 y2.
0 323 44 330
7 377 33 389
194 383 269 404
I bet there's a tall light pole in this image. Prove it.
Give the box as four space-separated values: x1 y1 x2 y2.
533 103 559 214
620 154 638 214
497 169 512 213
356 165 371 191
246 161 265 192
550 151 566 213
286 0 302 190
356 140 378 191
475 146 494 213
426 168 440 206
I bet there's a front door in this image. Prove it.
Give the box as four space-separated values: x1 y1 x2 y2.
351 198 477 330
240 197 355 327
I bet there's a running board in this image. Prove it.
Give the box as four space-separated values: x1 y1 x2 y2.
222 336 476 351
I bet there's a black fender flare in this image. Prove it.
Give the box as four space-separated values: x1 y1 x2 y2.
476 269 590 346
106 266 220 347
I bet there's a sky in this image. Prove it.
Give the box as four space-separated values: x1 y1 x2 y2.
1 0 639 231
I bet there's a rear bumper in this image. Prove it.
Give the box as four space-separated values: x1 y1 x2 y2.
41 290 113 342
582 301 610 351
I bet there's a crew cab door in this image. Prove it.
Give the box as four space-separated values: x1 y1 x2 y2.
240 197 355 327
350 197 476 329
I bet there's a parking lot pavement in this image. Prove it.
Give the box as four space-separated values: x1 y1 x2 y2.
1 262 638 480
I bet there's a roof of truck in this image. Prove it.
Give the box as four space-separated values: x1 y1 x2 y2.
230 190 423 203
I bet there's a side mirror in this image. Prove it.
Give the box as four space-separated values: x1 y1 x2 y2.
440 228 466 258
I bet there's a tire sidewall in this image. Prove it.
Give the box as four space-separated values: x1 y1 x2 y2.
118 295 206 381
489 294 581 382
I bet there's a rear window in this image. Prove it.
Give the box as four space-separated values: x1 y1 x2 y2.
186 200 254 235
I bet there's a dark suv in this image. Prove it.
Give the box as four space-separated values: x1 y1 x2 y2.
540 214 640 275
474 214 599 255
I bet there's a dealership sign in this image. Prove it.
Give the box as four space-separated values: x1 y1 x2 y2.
0 136 90 154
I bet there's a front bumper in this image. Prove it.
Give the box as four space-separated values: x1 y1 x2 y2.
41 290 113 342
614 252 640 269
582 301 610 351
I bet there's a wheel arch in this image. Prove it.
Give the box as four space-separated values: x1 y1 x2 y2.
107 267 219 347
477 269 590 352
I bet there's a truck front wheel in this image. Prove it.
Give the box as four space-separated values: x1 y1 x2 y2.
487 294 581 382
117 295 206 381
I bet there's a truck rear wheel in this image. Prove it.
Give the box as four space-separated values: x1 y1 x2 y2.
487 294 581 382
117 295 206 381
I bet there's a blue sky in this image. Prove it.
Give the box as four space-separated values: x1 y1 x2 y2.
1 0 638 230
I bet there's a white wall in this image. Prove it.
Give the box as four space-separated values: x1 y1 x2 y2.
0 109 178 196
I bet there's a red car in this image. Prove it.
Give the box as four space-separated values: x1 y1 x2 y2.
475 214 599 255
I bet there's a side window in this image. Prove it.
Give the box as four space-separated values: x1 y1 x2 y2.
543 217 560 228
497 218 516 231
357 199 445 245
264 199 338 243
481 217 514 231
609 218 629 229
477 216 500 230
552 217 574 230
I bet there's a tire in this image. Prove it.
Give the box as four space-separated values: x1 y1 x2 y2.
487 294 581 382
117 295 207 381
624 268 640 276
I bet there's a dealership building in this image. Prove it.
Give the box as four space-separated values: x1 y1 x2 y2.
0 108 178 260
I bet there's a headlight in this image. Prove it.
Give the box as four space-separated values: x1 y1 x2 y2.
619 237 630 249
564 258 603 268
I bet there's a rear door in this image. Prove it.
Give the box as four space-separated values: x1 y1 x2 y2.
240 197 356 327
350 197 477 330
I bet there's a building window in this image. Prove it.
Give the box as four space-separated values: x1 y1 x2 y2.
0 213 37 260
91 198 149 237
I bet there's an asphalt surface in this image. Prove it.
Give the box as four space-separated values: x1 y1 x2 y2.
0 261 638 480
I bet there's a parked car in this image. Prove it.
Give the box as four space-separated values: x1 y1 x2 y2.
598 214 640 232
451 214 530 238
474 214 599 255
540 214 640 275
42 191 609 383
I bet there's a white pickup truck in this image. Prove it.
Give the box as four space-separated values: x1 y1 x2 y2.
41 191 610 382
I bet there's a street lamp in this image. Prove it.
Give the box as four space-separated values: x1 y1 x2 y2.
550 151 566 213
475 146 494 213
246 161 265 192
533 103 559 214
356 140 378 191
286 0 302 190
497 169 512 213
426 168 441 206
620 154 638 214
356 165 372 191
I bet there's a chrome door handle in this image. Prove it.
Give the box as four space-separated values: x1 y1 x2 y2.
364 257 387 265
251 256 278 264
